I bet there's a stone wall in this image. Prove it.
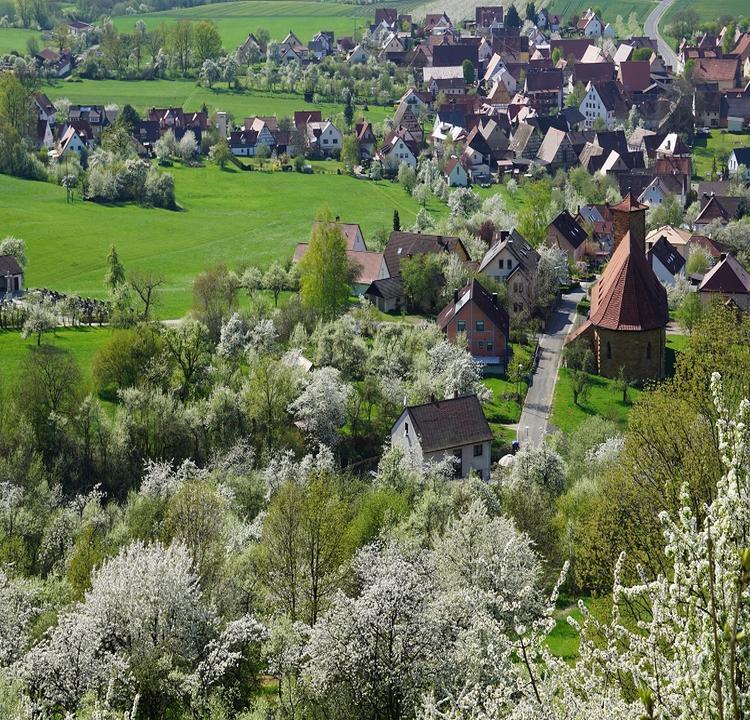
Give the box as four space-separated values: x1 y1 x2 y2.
594 326 665 380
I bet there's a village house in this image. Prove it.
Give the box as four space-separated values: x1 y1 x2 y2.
694 194 747 227
436 278 510 369
35 48 72 78
698 253 750 310
0 255 23 298
303 119 343 157
354 120 377 159
645 225 693 259
577 8 604 38
365 231 469 311
580 80 628 129
444 156 469 186
377 128 418 170
293 221 382 295
478 229 540 319
727 147 750 179
390 394 493 480
53 125 87 159
535 127 579 172
565 193 669 380
546 209 588 261
646 234 686 285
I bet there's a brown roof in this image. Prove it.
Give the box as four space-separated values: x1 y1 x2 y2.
573 62 615 84
611 191 648 212
0 255 23 275
618 61 651 93
699 254 750 294
436 278 509 337
589 232 668 331
383 231 467 277
402 394 492 453
690 234 729 259
693 58 739 83
294 243 382 285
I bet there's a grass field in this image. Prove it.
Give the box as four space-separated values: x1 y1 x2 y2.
545 0 656 26
662 0 749 31
43 78 393 123
111 0 376 47
692 130 750 180
0 165 444 318
550 367 644 434
0 27 45 55
0 326 112 388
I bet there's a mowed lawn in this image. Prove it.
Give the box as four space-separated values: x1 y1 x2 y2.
112 0 375 46
663 0 749 28
692 130 750 180
0 165 444 318
0 27 46 55
43 78 393 123
550 368 644 434
546 0 657 25
0 326 112 388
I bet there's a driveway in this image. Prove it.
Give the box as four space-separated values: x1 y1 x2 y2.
645 0 682 73
516 289 584 446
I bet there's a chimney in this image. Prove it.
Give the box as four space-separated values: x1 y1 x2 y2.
453 289 459 303
720 252 727 261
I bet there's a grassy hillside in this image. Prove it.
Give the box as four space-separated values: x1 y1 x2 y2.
544 0 656 26
662 0 749 30
43 78 394 123
0 165 444 318
0 27 45 55
111 0 376 47
0 326 111 388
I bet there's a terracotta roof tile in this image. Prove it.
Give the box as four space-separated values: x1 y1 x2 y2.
589 232 668 331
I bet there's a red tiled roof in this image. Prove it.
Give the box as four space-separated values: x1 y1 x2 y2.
589 232 668 331
699 254 750 294
611 191 648 212
618 61 651 93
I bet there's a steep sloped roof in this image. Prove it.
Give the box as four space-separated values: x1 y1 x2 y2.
699 254 750 294
646 235 685 275
589 232 668 331
383 231 466 277
436 278 509 337
404 394 493 453
550 209 587 249
0 255 23 275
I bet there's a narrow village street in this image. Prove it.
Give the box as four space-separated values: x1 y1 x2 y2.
516 289 584 446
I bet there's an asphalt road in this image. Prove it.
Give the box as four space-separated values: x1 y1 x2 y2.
516 289 584 447
644 0 682 73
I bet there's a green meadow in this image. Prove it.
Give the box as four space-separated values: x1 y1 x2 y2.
691 130 750 180
42 78 393 123
0 326 112 388
0 165 445 318
545 0 657 26
0 27 45 55
111 0 376 47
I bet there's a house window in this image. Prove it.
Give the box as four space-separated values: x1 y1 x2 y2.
457 320 466 331
473 444 484 457
498 259 504 269
478 341 484 349
404 421 409 435
507 259 512 268
332 138 338 144
607 341 612 359
323 139 328 145
476 320 485 331
487 342 494 352
647 341 652 360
